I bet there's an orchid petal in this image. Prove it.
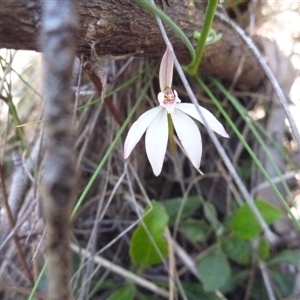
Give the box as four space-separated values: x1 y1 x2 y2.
171 109 202 170
159 47 174 92
124 106 162 159
176 103 229 138
145 108 168 176
158 92 164 106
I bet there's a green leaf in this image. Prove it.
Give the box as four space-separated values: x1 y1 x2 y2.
268 249 300 267
203 202 220 230
181 282 220 300
197 248 231 292
130 200 169 269
270 269 294 298
258 239 270 260
181 219 210 242
219 270 249 294
203 202 224 236
222 236 251 265
162 196 201 225
228 199 282 240
108 284 136 300
135 292 156 300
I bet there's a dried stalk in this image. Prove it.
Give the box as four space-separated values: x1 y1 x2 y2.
0 138 41 244
0 163 34 285
84 62 123 125
40 1 78 299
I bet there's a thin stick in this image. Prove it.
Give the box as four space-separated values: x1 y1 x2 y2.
84 63 124 125
258 259 276 300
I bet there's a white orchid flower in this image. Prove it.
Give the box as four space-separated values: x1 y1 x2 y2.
124 47 229 176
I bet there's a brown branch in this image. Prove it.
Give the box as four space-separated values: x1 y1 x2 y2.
0 0 264 88
40 1 78 299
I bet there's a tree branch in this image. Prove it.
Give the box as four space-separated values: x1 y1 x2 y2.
0 0 264 87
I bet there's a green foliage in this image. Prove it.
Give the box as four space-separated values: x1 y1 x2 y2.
161 196 201 225
270 269 295 298
228 199 282 239
222 236 252 265
181 282 220 300
108 284 136 300
197 248 231 292
258 239 270 260
219 270 249 294
181 219 210 242
135 292 158 300
268 249 300 267
130 200 169 269
222 0 246 8
203 202 222 233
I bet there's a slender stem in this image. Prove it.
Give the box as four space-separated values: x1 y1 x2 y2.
186 0 218 75
167 113 176 152
84 63 124 125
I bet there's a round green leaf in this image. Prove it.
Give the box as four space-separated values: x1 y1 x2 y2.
228 199 282 240
258 239 270 260
197 249 231 292
222 236 251 265
162 196 201 225
181 219 210 242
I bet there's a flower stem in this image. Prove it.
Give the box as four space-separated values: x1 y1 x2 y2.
186 0 218 75
168 113 176 152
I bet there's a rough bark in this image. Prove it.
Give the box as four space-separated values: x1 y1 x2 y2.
0 0 263 87
40 1 77 299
